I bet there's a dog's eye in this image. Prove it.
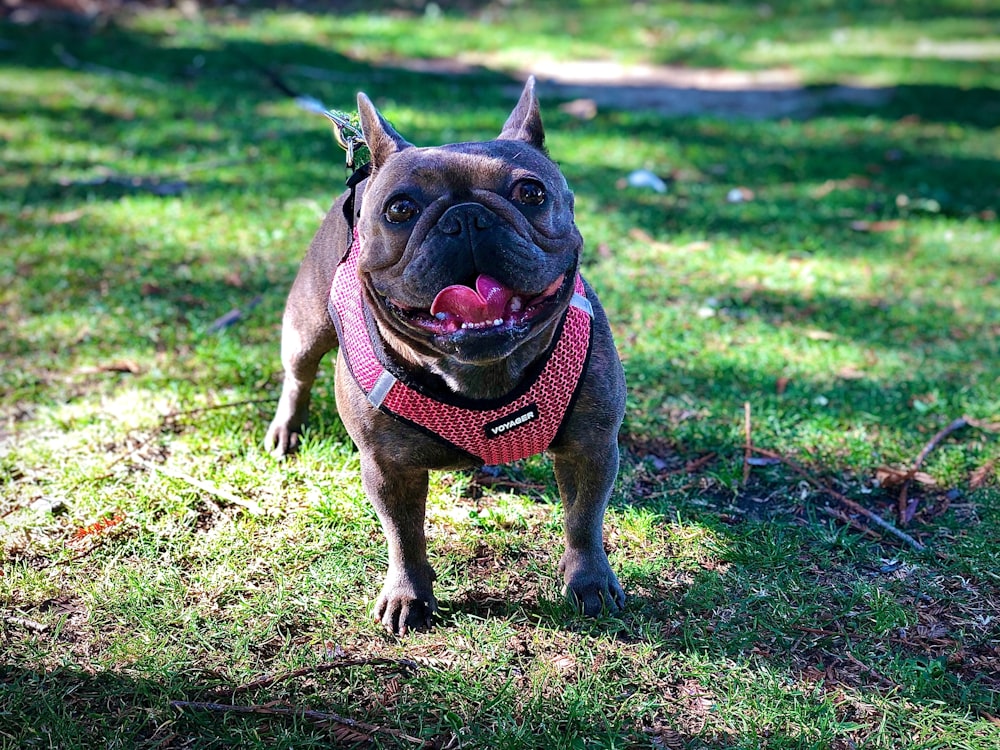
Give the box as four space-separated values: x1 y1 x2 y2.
512 179 546 207
385 196 420 224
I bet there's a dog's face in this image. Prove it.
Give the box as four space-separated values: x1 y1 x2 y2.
354 82 583 365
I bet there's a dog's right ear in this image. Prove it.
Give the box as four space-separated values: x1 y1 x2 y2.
498 75 545 152
357 93 412 170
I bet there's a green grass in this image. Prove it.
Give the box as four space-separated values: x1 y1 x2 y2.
2 1 999 748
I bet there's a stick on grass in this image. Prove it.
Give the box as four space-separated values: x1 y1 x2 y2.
751 447 926 551
898 416 969 525
224 658 420 695
170 700 429 746
132 457 264 515
2 613 49 633
742 401 753 486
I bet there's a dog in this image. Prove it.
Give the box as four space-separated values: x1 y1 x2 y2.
266 78 626 634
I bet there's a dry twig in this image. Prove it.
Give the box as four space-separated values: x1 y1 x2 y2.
472 474 547 493
2 613 49 633
132 457 264 515
170 700 430 746
751 447 926 551
223 658 419 695
897 417 968 526
680 452 717 474
742 401 753 486
842 651 898 689
162 397 279 424
817 506 882 542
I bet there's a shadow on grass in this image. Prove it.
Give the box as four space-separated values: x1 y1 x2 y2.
4 14 996 362
3 11 998 746
0 662 351 747
0 662 772 747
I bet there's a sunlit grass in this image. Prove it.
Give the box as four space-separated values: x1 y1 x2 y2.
1 2 998 748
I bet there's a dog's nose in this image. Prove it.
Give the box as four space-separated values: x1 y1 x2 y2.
439 203 498 235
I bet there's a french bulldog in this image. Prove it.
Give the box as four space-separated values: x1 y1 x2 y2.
265 78 626 634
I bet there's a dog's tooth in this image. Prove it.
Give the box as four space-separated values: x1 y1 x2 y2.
435 312 448 320
509 296 523 312
493 318 502 326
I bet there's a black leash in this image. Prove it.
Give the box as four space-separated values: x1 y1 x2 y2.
342 161 371 236
232 48 372 234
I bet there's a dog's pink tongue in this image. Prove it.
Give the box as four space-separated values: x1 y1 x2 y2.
430 275 513 324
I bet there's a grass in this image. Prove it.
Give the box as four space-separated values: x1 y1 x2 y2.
2 1 999 747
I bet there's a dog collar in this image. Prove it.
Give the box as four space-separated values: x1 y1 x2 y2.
328 229 594 465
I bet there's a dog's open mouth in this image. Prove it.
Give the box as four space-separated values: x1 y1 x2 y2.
389 274 566 336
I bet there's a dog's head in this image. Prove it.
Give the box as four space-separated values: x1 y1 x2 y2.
353 78 583 366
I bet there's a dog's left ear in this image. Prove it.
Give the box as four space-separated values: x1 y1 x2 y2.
498 76 546 151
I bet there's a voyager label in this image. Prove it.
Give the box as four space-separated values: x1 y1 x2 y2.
484 404 540 439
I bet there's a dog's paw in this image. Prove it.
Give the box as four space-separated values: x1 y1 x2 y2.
558 549 625 617
264 419 301 458
374 571 438 635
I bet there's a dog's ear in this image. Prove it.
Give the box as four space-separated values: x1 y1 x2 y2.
498 75 545 151
357 93 412 169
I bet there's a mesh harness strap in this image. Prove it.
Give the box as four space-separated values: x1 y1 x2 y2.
329 228 593 465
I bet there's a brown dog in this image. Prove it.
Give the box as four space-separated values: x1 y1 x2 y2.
266 79 625 634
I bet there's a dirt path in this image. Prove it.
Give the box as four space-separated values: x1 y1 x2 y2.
526 59 893 119
385 55 894 119
6 1 895 120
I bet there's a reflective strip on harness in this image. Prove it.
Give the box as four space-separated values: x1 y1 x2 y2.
330 229 593 465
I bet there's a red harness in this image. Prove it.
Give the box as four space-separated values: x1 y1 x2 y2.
328 230 593 465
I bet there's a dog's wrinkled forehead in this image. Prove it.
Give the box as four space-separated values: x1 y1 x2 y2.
367 140 566 201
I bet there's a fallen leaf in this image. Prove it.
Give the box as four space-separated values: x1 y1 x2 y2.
628 228 654 244
965 416 1000 432
50 208 86 224
836 366 866 380
558 98 598 120
806 329 836 341
549 654 577 674
680 240 712 253
811 176 871 199
875 467 937 488
970 459 996 489
70 511 126 547
224 270 245 288
379 677 401 708
875 466 909 487
81 360 142 375
850 220 903 233
330 724 372 744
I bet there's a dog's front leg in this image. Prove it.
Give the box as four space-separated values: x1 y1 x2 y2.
265 199 347 457
553 440 625 616
266 315 337 457
362 457 438 635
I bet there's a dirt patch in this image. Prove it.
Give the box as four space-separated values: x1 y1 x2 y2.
522 59 893 120
376 54 894 120
7 2 894 119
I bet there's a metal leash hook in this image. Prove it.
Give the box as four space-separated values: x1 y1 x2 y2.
320 110 366 170
293 96 368 169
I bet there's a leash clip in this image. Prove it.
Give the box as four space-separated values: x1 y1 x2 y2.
321 110 366 169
